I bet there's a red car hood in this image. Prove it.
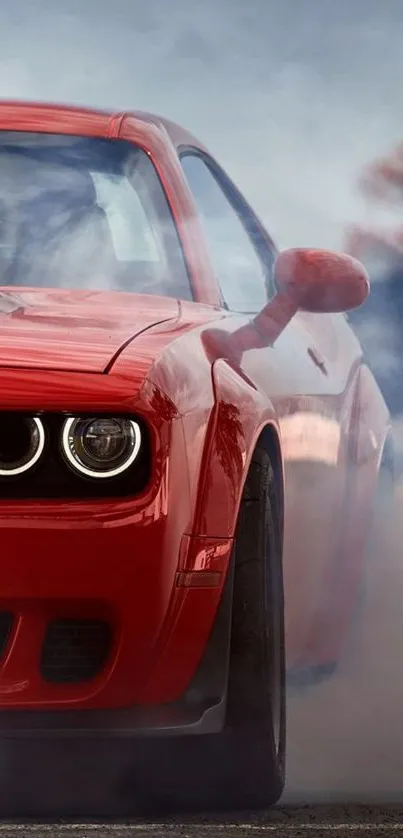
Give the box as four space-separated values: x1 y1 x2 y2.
0 288 179 373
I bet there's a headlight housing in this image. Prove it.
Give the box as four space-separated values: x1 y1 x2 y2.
61 417 142 479
0 415 45 476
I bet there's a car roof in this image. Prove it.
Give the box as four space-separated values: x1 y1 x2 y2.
128 110 208 152
0 100 208 153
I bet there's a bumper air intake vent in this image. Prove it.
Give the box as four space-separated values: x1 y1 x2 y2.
41 618 112 684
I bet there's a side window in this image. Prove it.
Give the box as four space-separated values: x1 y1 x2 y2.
181 153 273 313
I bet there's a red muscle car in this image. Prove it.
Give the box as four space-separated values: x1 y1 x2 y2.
0 101 392 811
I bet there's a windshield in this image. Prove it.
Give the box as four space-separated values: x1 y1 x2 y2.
0 132 192 300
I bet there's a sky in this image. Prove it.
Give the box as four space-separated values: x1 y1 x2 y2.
0 0 402 249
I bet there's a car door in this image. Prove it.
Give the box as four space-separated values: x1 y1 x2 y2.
179 150 357 666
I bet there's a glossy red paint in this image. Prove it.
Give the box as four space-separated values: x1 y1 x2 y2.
274 248 370 313
0 289 180 372
0 362 231 709
0 100 391 718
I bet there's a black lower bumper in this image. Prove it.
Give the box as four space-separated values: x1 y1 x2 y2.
0 698 225 738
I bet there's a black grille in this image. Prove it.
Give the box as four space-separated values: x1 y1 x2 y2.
0 412 150 499
41 619 113 684
0 611 13 657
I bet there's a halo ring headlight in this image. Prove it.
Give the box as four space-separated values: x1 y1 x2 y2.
61 417 142 479
0 416 45 476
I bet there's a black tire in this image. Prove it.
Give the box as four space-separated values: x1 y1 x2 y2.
220 445 286 809
141 447 285 813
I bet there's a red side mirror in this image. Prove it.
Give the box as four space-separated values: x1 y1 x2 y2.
201 248 370 366
274 247 369 313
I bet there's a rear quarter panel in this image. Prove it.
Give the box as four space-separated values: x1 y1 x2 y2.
298 313 392 667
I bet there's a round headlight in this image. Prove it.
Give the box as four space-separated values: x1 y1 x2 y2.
0 415 45 476
61 417 141 479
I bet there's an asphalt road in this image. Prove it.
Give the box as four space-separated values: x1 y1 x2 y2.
1 486 403 834
1 811 403 836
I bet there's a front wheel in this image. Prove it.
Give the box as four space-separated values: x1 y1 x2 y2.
135 447 286 813
220 446 286 809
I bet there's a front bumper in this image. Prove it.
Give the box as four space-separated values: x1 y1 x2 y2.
0 547 234 737
0 494 232 711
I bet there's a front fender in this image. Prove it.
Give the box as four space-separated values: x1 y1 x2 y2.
188 359 282 540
